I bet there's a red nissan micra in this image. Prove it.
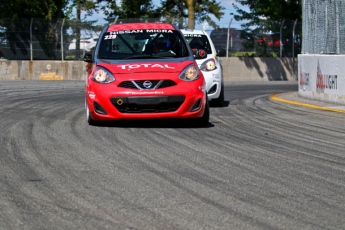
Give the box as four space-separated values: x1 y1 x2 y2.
84 22 209 127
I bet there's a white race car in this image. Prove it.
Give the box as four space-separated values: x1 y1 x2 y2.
181 29 226 106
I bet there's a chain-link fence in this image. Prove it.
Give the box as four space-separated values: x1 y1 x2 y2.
0 17 302 60
0 18 105 61
204 19 301 57
302 0 345 54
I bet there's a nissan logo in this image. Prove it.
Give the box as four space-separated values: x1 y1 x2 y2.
143 81 152 88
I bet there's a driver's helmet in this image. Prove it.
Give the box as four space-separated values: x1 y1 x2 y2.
154 37 171 51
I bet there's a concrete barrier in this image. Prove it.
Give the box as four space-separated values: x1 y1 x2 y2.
0 60 87 81
220 57 298 82
298 54 345 105
0 58 298 82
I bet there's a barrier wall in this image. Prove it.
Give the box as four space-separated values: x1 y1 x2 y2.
220 57 297 82
0 60 87 81
0 57 298 82
298 54 345 105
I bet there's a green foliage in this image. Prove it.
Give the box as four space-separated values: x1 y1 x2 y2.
0 0 68 59
0 0 67 19
158 0 187 27
65 0 98 19
231 0 302 57
232 0 302 33
0 0 227 58
233 0 302 22
158 0 225 29
195 0 225 28
99 0 161 22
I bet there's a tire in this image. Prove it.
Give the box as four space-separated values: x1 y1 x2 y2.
193 98 210 127
86 101 97 126
212 82 224 107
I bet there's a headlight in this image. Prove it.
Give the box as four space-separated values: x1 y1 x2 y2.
200 58 217 71
92 67 115 84
179 64 200 81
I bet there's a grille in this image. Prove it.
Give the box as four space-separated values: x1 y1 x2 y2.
118 80 176 90
110 96 185 113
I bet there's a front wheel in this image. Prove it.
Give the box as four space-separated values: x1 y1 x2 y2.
86 101 98 126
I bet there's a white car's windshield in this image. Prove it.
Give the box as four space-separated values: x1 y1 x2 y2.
98 30 189 59
183 34 212 54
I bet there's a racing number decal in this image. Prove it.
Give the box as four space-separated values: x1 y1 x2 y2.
104 35 117 40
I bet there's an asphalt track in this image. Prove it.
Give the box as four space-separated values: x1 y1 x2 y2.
0 81 344 230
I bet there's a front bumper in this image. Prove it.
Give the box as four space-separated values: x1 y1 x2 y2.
202 68 222 100
86 79 207 121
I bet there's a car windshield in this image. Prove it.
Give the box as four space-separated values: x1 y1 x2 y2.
183 34 212 54
98 30 189 60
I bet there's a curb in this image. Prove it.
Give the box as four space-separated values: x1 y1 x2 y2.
270 92 345 114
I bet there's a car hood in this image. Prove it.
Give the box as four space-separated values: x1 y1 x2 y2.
97 60 196 74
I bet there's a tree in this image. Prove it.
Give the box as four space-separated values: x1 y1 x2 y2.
232 0 302 56
0 0 68 59
186 0 196 29
194 0 224 29
157 0 187 27
159 0 225 29
232 0 301 24
0 0 66 19
65 0 99 59
99 0 161 22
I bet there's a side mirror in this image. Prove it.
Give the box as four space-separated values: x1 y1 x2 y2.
217 49 226 57
83 52 93 62
193 49 207 59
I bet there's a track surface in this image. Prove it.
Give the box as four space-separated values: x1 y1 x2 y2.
1 81 344 230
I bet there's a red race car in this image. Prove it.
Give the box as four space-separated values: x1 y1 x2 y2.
84 22 209 127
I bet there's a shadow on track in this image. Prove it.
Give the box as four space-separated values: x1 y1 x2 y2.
90 118 215 129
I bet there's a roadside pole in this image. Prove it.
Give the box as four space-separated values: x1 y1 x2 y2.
61 19 65 61
280 19 285 58
30 18 33 61
226 18 233 57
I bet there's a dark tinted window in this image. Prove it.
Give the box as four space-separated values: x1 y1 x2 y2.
183 34 212 54
98 30 189 59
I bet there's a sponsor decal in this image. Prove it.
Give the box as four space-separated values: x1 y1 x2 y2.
107 30 173 35
146 30 173 33
316 60 338 93
299 64 310 91
127 91 164 95
184 34 202 38
117 64 175 70
109 30 143 35
88 91 96 99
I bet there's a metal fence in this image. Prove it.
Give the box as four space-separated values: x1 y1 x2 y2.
204 19 301 58
0 18 105 61
0 18 302 60
302 0 345 54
